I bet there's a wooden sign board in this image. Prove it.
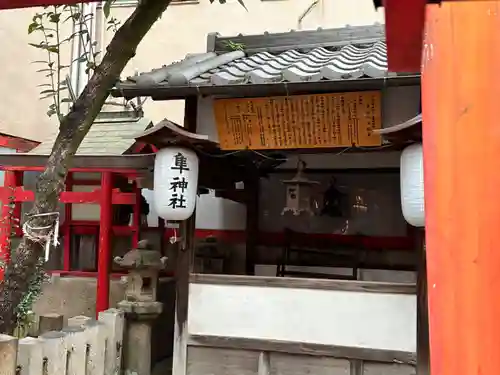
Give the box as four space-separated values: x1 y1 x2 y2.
213 91 382 150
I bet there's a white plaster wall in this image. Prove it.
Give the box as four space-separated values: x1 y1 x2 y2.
0 8 73 141
188 282 417 352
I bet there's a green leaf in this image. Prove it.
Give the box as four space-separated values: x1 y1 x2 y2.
103 0 114 19
28 22 39 34
61 98 73 103
40 89 56 94
47 108 57 117
49 13 60 23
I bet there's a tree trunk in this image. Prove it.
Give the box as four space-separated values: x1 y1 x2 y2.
0 0 171 334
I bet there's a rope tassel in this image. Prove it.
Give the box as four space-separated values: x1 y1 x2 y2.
22 212 60 262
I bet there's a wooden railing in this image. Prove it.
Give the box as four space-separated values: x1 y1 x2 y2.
0 309 124 375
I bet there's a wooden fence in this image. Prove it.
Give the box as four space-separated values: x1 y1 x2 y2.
0 309 124 375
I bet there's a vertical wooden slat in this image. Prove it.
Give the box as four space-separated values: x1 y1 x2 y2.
17 337 43 375
172 96 197 375
257 352 270 375
62 326 87 375
98 308 124 375
97 171 113 315
244 168 259 276
0 334 18 375
40 331 68 375
63 171 73 271
422 3 500 375
0 171 16 279
85 320 106 375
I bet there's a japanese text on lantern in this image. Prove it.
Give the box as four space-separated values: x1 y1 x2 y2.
168 152 190 210
213 91 382 150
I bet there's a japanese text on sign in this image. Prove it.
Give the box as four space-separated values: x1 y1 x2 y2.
168 152 190 210
213 91 382 150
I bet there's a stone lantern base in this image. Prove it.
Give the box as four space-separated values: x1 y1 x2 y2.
119 300 164 375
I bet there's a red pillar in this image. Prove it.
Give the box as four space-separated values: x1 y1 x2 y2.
0 171 16 278
96 171 113 315
422 3 500 375
63 172 73 271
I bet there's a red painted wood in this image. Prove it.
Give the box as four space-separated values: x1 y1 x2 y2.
383 0 426 72
0 134 39 152
422 3 500 374
63 172 73 271
0 186 135 205
12 172 23 237
96 172 113 315
163 228 413 250
0 171 16 279
2 166 139 174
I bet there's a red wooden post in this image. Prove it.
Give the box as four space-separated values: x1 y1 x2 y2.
96 171 113 315
0 171 17 278
132 181 141 248
12 172 23 237
422 3 500 375
63 172 73 271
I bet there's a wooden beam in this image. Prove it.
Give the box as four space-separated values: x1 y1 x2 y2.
422 3 500 375
188 334 416 365
0 172 16 279
245 168 259 275
173 96 198 375
96 172 113 315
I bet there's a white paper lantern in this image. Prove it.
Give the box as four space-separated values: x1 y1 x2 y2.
153 147 199 221
400 143 425 227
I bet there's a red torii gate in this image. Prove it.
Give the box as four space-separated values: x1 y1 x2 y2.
2 0 499 374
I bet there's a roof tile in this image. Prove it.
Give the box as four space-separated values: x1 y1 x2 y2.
122 35 391 89
29 112 151 156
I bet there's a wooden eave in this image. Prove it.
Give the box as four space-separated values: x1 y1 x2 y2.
0 154 155 171
112 75 421 101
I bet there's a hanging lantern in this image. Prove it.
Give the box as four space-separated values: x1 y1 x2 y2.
400 143 424 227
281 160 319 216
153 146 199 221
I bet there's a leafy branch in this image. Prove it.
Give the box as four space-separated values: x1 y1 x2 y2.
28 2 119 121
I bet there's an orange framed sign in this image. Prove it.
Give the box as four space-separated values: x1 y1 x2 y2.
213 91 382 151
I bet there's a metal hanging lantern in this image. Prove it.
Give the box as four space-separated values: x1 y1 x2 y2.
281 160 319 216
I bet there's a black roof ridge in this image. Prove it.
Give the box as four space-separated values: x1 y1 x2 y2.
206 24 385 54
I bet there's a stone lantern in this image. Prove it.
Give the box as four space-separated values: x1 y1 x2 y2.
281 160 319 216
114 240 167 375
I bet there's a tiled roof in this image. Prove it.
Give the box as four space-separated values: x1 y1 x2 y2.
126 41 389 88
30 111 151 156
123 26 391 89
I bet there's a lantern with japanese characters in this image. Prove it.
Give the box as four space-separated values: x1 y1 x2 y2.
153 146 199 221
400 143 424 227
